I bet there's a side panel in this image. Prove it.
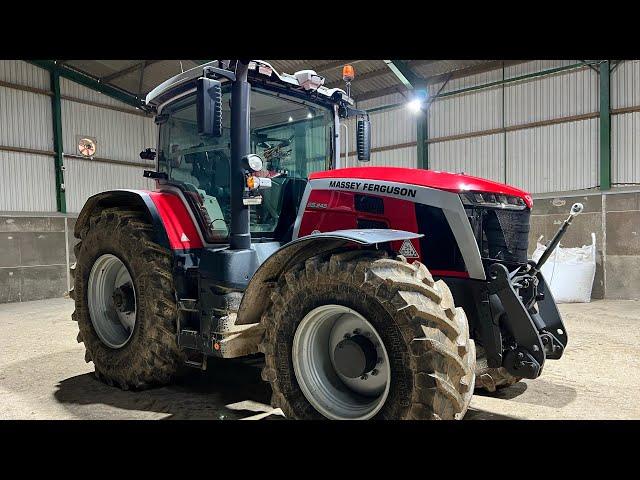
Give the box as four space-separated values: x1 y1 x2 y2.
293 178 486 280
298 190 422 261
148 191 204 250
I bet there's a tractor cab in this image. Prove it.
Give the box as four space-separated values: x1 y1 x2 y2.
145 60 368 245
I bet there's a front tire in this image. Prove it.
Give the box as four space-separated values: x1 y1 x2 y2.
259 250 476 420
71 208 185 390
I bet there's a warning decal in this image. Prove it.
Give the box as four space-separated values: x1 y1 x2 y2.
398 239 419 258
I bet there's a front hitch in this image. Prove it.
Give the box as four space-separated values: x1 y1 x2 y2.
485 203 580 379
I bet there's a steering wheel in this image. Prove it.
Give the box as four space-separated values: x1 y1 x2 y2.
255 133 295 150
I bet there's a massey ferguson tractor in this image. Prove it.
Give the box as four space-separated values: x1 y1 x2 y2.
70 60 578 420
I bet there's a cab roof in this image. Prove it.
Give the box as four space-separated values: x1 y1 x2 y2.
145 60 353 110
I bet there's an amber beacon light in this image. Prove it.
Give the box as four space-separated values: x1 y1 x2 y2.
342 64 355 82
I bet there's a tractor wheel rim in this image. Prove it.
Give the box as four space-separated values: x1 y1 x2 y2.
292 305 391 420
88 254 137 349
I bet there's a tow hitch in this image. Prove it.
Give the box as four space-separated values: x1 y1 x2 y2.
487 203 583 379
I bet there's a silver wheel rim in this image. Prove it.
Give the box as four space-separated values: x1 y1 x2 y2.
87 254 137 349
292 305 391 420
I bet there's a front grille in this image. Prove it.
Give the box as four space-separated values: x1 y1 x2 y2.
465 206 530 264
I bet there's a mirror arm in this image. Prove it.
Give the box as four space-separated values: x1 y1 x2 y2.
340 104 369 119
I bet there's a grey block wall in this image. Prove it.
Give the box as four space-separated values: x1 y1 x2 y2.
528 189 640 300
604 192 640 300
0 215 74 303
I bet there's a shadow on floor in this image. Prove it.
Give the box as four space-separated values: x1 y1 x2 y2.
54 357 278 420
463 407 521 420
474 378 577 409
474 381 529 400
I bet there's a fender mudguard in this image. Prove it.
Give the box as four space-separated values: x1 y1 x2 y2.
235 229 422 325
74 189 203 250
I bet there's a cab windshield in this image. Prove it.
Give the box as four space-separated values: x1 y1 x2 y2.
157 86 334 242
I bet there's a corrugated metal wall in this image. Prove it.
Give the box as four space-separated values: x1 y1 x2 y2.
0 151 57 212
428 61 600 193
64 159 155 213
0 61 55 211
60 81 155 212
504 64 599 192
506 119 599 192
352 60 612 195
430 134 504 182
61 99 155 163
0 61 156 214
611 60 640 185
344 92 418 169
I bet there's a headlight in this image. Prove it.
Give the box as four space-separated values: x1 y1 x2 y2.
459 192 527 210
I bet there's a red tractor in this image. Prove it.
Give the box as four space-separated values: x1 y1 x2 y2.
70 60 576 420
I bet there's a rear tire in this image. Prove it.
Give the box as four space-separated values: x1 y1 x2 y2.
71 208 185 390
259 250 476 420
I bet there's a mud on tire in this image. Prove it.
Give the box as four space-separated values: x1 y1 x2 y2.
474 345 522 393
71 208 185 390
259 250 476 420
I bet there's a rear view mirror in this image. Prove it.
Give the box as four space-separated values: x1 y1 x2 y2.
356 117 371 162
197 77 223 137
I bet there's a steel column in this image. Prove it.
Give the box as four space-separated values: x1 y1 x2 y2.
230 61 251 250
600 61 611 191
417 113 428 169
50 69 66 213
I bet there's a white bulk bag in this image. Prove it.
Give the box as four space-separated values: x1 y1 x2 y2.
531 233 596 304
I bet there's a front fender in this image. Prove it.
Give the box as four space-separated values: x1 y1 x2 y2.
236 229 422 325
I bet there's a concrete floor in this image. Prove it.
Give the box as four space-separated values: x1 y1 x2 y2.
0 297 639 420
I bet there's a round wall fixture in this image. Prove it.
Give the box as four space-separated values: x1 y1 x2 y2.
78 138 97 157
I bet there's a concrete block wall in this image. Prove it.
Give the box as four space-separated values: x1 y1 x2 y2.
603 192 640 299
528 188 640 300
0 214 75 303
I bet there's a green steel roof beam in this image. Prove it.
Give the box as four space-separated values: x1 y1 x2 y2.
384 60 426 89
101 60 160 83
28 60 151 112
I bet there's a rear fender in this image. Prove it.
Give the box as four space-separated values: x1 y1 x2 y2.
235 229 422 325
74 189 203 250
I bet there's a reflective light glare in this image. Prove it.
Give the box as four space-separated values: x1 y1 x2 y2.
407 98 423 113
288 116 293 122
307 112 313 119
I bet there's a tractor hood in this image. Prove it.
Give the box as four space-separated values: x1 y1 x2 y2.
309 167 533 208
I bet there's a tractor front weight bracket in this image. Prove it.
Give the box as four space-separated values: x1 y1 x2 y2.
487 263 546 379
